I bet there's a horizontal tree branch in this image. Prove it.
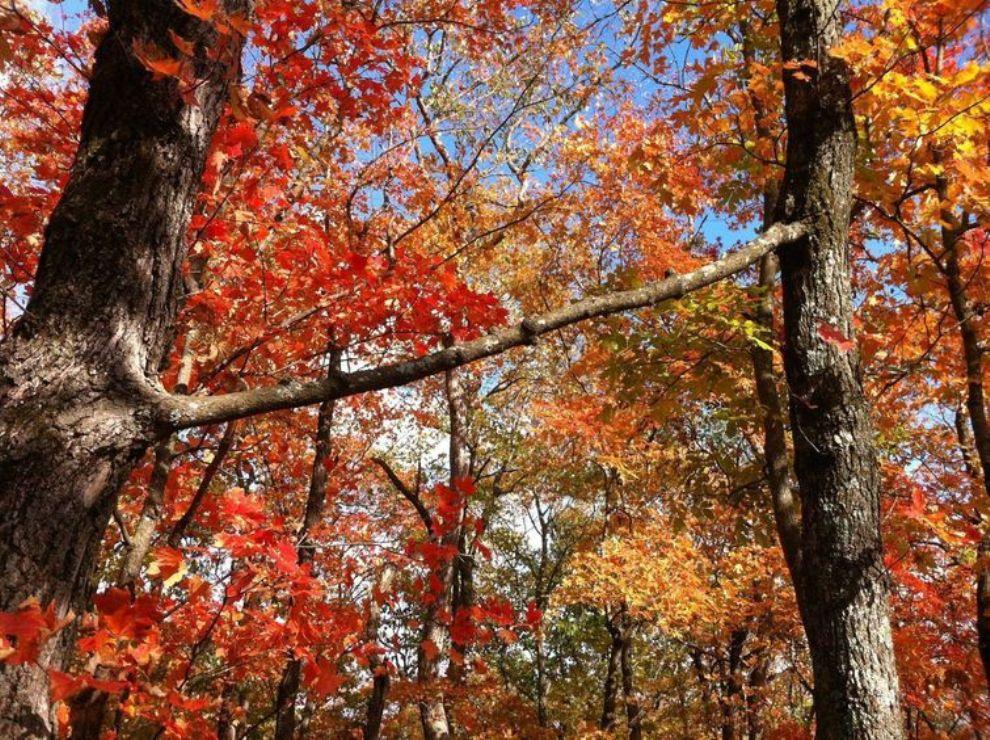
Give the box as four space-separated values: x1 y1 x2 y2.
157 221 808 432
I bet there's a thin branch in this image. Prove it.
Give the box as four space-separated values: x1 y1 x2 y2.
167 422 239 546
371 456 433 531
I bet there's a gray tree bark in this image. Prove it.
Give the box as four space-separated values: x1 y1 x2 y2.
0 1 248 735
774 0 903 735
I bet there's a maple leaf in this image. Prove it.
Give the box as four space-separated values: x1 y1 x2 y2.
147 546 187 588
273 539 301 574
174 0 217 21
304 657 345 696
0 599 70 665
167 29 196 57
131 39 184 80
816 321 855 352
49 671 83 702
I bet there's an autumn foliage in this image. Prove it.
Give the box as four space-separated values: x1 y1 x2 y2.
0 0 989 736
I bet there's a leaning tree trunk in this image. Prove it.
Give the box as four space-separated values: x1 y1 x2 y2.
774 0 903 736
0 2 248 735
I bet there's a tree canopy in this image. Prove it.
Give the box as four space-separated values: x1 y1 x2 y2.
0 0 988 737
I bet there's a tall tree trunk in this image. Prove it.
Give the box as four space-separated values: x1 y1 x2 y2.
168 421 238 547
535 622 549 728
363 564 397 740
600 609 624 732
418 362 470 738
721 629 747 740
0 2 247 735
939 195 990 685
620 617 642 740
67 436 175 740
746 654 770 740
740 13 803 583
274 355 339 740
533 493 552 728
774 0 903 735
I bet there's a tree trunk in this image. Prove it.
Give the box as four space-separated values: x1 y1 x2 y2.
620 617 641 740
275 355 339 740
721 629 746 740
363 565 396 740
417 362 470 739
0 2 247 735
746 655 770 740
774 0 903 736
939 199 990 686
168 421 238 547
600 609 624 731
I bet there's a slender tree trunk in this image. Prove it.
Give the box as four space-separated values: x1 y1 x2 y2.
774 0 903 735
600 609 624 732
168 421 238 547
746 654 770 740
620 618 641 740
449 530 475 685
274 356 339 740
721 629 746 740
740 15 803 583
533 494 552 728
216 682 237 740
417 362 470 739
939 198 990 685
66 437 175 740
0 2 247 735
535 622 549 728
363 564 396 740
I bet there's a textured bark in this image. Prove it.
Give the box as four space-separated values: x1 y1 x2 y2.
774 0 903 736
447 357 473 687
363 565 397 740
274 358 339 740
939 198 990 686
120 439 175 589
746 655 770 740
65 436 176 740
0 2 247 735
751 252 803 580
535 624 549 729
720 629 747 740
740 14 802 583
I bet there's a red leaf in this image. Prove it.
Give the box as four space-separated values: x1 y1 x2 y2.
420 638 440 662
816 321 855 352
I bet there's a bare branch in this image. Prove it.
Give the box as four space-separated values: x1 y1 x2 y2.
371 457 433 531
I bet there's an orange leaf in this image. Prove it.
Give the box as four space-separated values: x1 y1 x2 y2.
132 39 183 79
175 0 217 21
167 29 195 57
